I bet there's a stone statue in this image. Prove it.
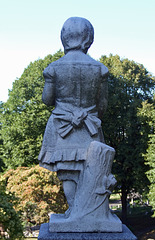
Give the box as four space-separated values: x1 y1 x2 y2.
38 17 122 232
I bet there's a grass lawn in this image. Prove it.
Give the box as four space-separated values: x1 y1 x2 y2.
110 193 121 201
114 205 155 239
24 238 37 240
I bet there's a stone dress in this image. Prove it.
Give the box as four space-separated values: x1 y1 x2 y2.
38 51 108 176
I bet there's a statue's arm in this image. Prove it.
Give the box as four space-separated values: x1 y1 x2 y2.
98 65 108 119
42 67 55 106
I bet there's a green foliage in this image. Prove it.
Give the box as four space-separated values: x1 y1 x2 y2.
1 50 64 169
139 99 155 215
0 176 23 239
3 165 68 226
100 55 155 219
0 102 5 172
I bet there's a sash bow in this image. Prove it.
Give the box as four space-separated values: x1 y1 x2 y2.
53 105 101 138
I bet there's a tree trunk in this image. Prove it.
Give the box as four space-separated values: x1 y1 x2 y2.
121 183 127 224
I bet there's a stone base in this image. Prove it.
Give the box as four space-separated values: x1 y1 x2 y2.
49 213 122 232
38 223 137 240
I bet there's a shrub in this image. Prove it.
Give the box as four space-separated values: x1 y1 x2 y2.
0 176 23 239
3 165 68 226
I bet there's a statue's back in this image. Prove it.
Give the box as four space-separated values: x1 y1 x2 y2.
47 51 108 112
38 17 124 235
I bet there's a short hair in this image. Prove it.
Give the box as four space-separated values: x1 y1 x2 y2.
61 17 94 54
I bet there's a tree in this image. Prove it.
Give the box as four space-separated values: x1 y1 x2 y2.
0 102 5 172
1 50 64 169
147 133 155 215
138 99 155 215
100 54 155 222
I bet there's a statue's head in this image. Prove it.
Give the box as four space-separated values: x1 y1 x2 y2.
61 17 94 54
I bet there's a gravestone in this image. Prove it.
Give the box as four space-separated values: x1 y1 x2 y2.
38 17 137 240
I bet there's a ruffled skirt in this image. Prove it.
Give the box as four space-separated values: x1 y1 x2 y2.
38 107 104 172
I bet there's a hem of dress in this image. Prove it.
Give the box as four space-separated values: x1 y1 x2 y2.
38 147 88 172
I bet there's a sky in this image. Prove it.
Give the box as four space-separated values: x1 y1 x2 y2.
0 0 155 102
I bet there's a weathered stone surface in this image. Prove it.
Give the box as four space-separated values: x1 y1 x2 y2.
38 17 123 233
49 142 122 232
38 223 137 240
49 212 122 233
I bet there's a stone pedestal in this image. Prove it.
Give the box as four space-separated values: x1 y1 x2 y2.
49 213 122 232
38 223 137 240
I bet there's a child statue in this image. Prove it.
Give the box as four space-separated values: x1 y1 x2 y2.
38 17 122 232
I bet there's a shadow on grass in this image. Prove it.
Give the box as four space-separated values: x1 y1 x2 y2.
114 205 155 240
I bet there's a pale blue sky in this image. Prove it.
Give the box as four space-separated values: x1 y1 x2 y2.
0 0 155 102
